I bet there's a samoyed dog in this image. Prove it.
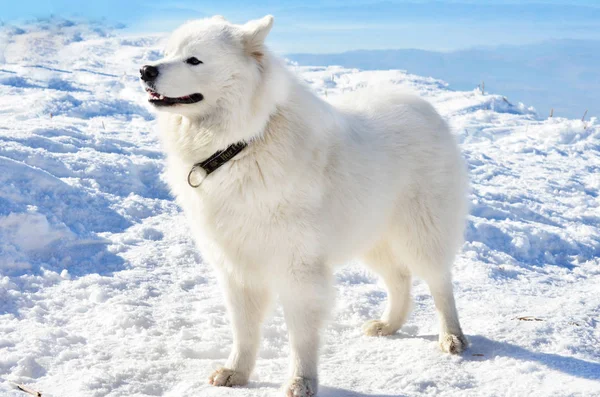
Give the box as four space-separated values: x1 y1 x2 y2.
140 15 468 397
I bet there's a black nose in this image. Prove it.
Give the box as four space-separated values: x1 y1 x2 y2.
140 65 159 82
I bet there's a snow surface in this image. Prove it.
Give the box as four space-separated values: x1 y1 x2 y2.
0 20 599 397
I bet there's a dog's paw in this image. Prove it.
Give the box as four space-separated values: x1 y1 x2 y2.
208 367 248 387
439 333 468 354
362 319 397 337
282 376 317 397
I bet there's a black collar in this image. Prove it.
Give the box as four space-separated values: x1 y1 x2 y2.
187 142 247 188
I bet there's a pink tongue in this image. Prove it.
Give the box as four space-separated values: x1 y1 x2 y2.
148 92 191 100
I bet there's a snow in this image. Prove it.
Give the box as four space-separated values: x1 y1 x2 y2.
1 20 599 397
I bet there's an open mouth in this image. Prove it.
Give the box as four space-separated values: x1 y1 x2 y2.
146 89 203 106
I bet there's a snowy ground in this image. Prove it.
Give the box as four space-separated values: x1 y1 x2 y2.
1 20 599 397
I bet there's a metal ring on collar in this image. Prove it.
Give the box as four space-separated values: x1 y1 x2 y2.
187 165 206 188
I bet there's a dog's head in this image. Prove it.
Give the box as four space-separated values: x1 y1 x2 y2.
140 15 274 118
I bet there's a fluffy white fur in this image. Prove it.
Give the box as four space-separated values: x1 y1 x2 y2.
142 15 469 397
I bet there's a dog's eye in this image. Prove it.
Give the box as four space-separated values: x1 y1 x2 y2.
186 57 203 65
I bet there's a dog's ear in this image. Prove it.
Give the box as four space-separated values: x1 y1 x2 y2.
241 15 274 60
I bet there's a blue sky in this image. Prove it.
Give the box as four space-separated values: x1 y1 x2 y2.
2 1 600 53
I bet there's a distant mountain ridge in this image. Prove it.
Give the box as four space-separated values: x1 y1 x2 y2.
287 39 600 119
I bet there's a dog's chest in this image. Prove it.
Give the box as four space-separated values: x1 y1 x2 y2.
177 169 319 270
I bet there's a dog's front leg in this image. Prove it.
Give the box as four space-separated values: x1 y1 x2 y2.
209 274 271 387
279 269 333 397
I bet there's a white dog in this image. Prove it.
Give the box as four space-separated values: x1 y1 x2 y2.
140 15 468 397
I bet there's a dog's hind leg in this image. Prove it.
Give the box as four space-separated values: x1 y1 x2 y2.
361 241 412 337
389 190 467 354
209 274 272 387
